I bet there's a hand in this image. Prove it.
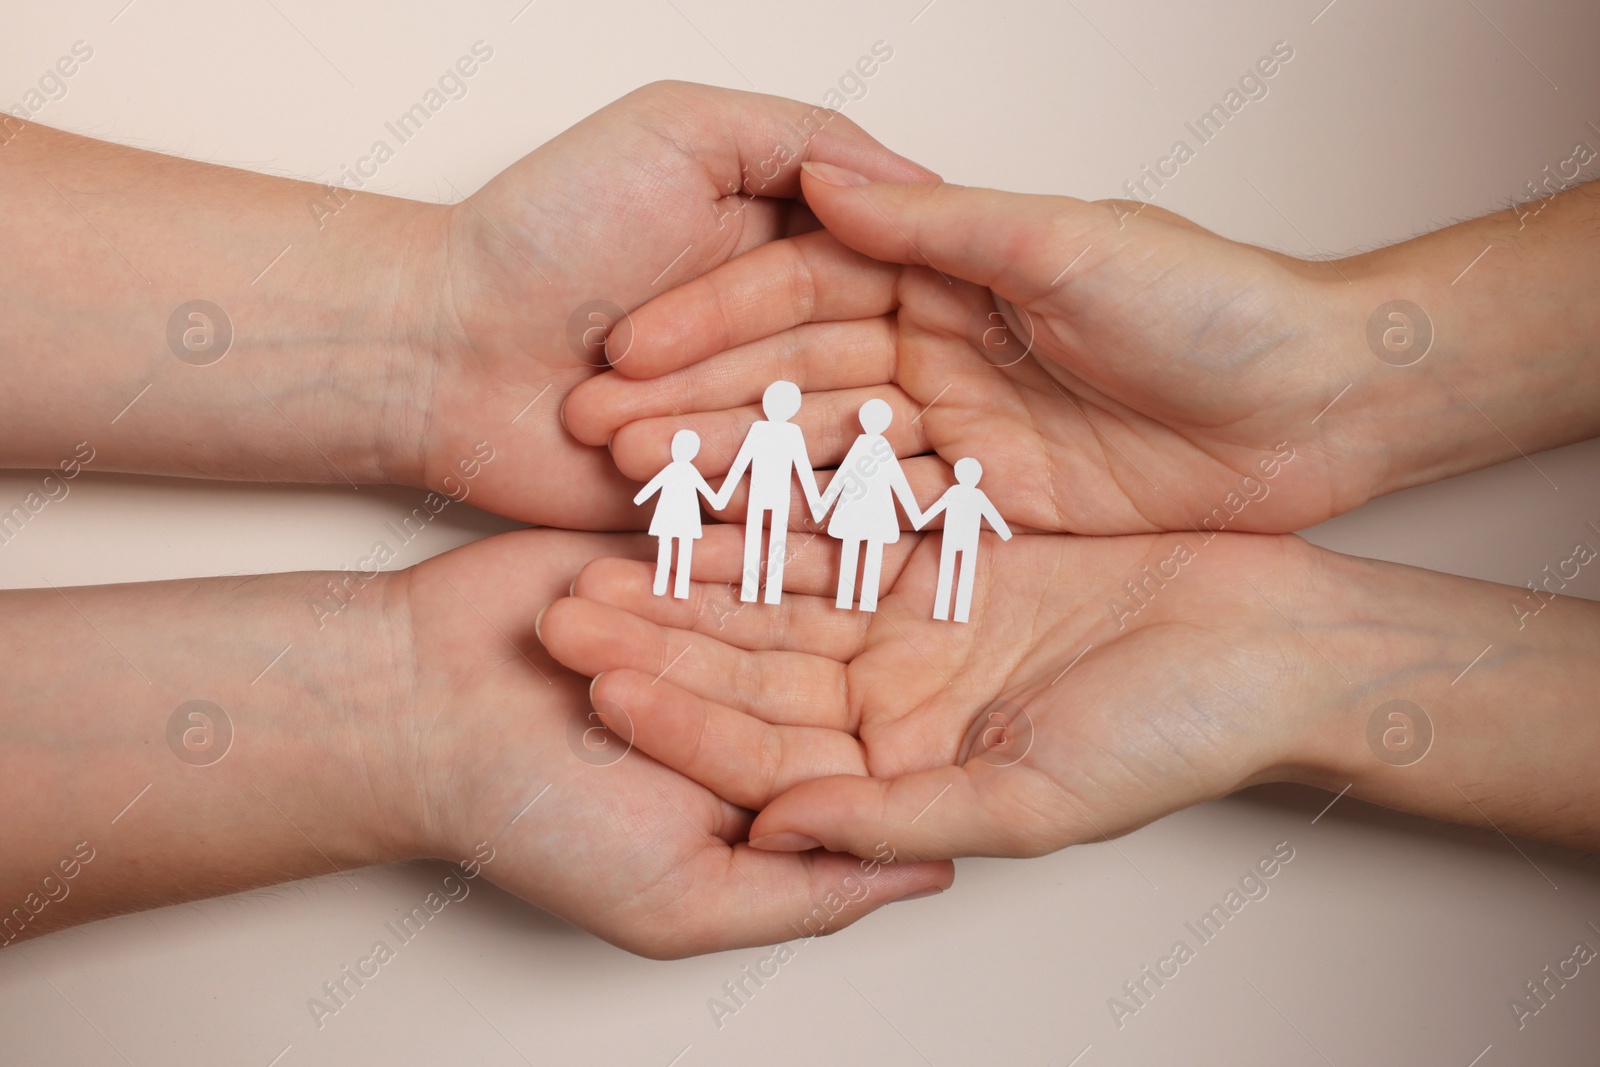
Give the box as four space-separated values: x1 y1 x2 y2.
401 83 937 530
392 528 951 956
533 525 1350 859
562 167 1402 535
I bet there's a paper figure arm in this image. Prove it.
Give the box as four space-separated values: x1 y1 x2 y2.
632 468 669 507
889 459 926 529
692 468 720 507
813 441 858 522
791 435 824 519
917 492 949 530
980 493 1013 540
711 435 755 512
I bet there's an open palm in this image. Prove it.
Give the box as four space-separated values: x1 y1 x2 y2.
562 176 1382 534
392 528 949 956
535 524 1339 861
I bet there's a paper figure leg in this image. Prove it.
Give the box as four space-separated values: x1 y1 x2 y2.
836 538 861 610
858 540 885 613
653 537 671 597
740 511 766 603
673 537 694 600
953 544 979 623
764 529 786 605
932 537 959 621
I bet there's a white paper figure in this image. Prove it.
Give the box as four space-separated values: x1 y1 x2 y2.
634 429 720 599
920 457 1011 623
714 380 821 604
814 398 924 613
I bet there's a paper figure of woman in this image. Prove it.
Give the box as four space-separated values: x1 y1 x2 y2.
814 399 924 612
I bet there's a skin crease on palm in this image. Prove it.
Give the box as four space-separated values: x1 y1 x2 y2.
560 169 1390 536
545 172 1600 861
381 529 955 958
536 523 1331 862
407 83 942 531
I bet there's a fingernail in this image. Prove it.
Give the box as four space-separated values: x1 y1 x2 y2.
557 395 569 433
534 604 549 642
588 672 607 701
749 831 822 852
801 161 871 187
892 886 944 903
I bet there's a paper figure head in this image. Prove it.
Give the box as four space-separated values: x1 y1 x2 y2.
858 397 892 434
670 429 701 461
955 457 983 485
762 380 801 422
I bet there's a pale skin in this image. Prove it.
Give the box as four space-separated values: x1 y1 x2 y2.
0 84 956 955
4 83 1598 950
563 171 1600 536
548 169 1600 855
538 524 1600 857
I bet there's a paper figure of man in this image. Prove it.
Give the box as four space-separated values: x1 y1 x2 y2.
920 457 1011 623
715 380 821 604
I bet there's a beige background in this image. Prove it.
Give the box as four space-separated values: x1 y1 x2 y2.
3 0 1599 1063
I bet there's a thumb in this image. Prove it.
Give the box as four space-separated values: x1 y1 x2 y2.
748 765 1077 862
798 162 1107 299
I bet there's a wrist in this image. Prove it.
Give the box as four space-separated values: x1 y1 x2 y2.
0 122 452 488
245 193 453 490
1331 185 1600 501
0 570 424 938
1271 542 1600 850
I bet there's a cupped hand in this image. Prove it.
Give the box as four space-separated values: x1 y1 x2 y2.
402 82 936 529
533 525 1347 861
563 167 1392 535
390 528 951 958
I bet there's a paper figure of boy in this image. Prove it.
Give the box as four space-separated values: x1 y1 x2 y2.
634 429 719 599
920 457 1011 623
814 398 923 613
716 380 821 604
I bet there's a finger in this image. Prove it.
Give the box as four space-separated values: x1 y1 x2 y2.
563 315 898 447
799 165 1115 304
626 82 939 201
417 529 655 620
570 555 871 662
637 842 952 959
606 229 900 379
537 594 850 728
609 384 929 482
748 764 1075 861
592 669 866 810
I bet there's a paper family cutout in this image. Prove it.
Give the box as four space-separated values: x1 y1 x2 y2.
636 380 1011 623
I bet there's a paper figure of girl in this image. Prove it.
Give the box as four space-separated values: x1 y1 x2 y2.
634 429 719 599
814 398 924 612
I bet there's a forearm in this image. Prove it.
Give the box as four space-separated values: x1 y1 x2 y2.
0 569 421 943
1341 179 1600 497
0 119 442 484
1289 543 1600 852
